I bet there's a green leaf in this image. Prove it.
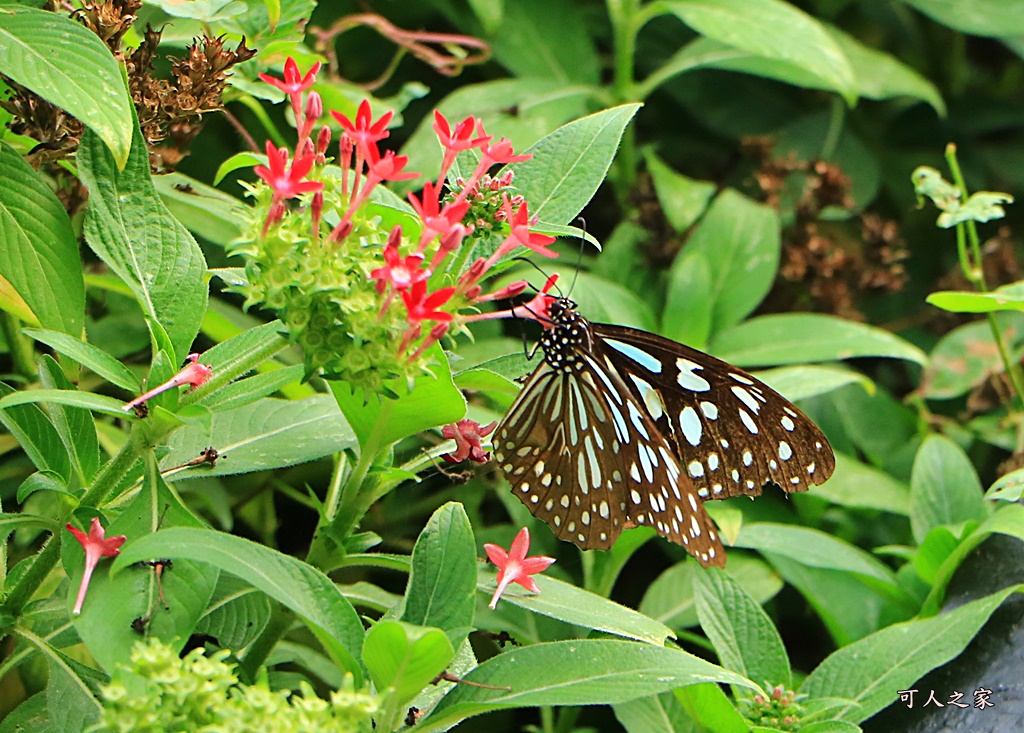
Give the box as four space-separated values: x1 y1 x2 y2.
909 435 987 544
695 569 790 689
927 281 1024 314
919 313 1024 399
363 621 454 723
0 8 132 164
152 172 244 247
0 512 60 536
78 118 208 364
112 526 366 681
182 320 289 407
678 189 780 334
660 0 856 103
903 0 1024 37
987 466 1024 502
733 524 905 599
936 191 1013 227
0 382 71 481
400 503 477 643
22 328 140 392
801 585 1023 723
754 365 873 403
328 345 465 453
198 364 305 412
0 144 85 335
398 78 588 194
920 504 1024 615
675 683 751 732
765 554 887 647
807 453 910 515
571 271 657 331
614 691 700 733
826 25 944 114
40 642 103 733
422 639 761 732
0 694 52 733
663 250 714 349
489 0 600 84
0 389 131 418
640 554 782 630
37 356 100 483
508 104 642 225
645 152 716 233
68 457 218 673
161 395 354 480
194 574 272 651
479 569 672 645
711 314 928 367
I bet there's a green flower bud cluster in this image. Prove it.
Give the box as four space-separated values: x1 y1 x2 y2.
94 638 378 733
229 177 427 393
739 685 804 731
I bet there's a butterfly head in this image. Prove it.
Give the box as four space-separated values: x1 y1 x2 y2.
539 297 592 371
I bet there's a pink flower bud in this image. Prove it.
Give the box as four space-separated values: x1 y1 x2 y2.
317 125 332 154
305 92 323 121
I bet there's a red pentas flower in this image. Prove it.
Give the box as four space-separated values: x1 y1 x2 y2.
66 517 127 614
332 99 393 152
254 141 324 204
408 181 472 246
402 281 456 323
370 228 429 294
258 57 321 97
365 145 418 184
484 527 556 609
122 353 213 412
442 419 498 463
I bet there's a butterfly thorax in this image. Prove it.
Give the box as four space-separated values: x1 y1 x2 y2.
540 298 592 373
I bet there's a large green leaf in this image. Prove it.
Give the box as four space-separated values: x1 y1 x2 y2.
0 382 70 481
695 568 790 689
919 313 1024 400
78 119 208 363
0 7 132 164
22 329 140 392
508 104 642 225
112 526 366 681
660 0 856 102
479 570 673 645
711 314 928 367
903 0 1024 37
802 585 1023 723
0 144 84 335
807 453 910 515
673 189 780 335
161 395 355 480
400 503 477 642
909 435 987 544
67 457 218 673
329 344 465 453
37 356 99 483
489 0 600 84
422 639 760 732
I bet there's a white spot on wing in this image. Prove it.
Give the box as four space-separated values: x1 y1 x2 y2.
680 407 702 446
605 338 663 373
676 358 711 392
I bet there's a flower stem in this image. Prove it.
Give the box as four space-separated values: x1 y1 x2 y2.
0 532 60 618
945 144 1024 439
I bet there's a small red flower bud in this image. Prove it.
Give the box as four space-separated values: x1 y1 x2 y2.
317 125 332 154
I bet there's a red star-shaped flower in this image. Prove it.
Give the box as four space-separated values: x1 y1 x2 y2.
258 57 321 96
402 281 456 324
332 99 393 152
371 232 429 293
484 527 556 609
254 141 324 203
66 517 127 614
408 181 471 243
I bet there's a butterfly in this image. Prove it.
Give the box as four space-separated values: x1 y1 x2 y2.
492 296 835 567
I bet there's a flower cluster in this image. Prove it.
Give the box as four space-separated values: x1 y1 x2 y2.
739 685 805 732
230 58 558 392
98 638 379 733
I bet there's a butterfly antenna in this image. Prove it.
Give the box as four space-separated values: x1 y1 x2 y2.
509 256 564 297
566 217 588 298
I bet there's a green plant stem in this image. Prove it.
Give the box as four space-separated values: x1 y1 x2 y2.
79 427 146 508
322 451 348 522
540 705 555 733
944 144 1024 418
0 313 36 381
238 603 295 682
0 532 60 618
819 96 846 161
607 0 641 196
555 706 581 733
